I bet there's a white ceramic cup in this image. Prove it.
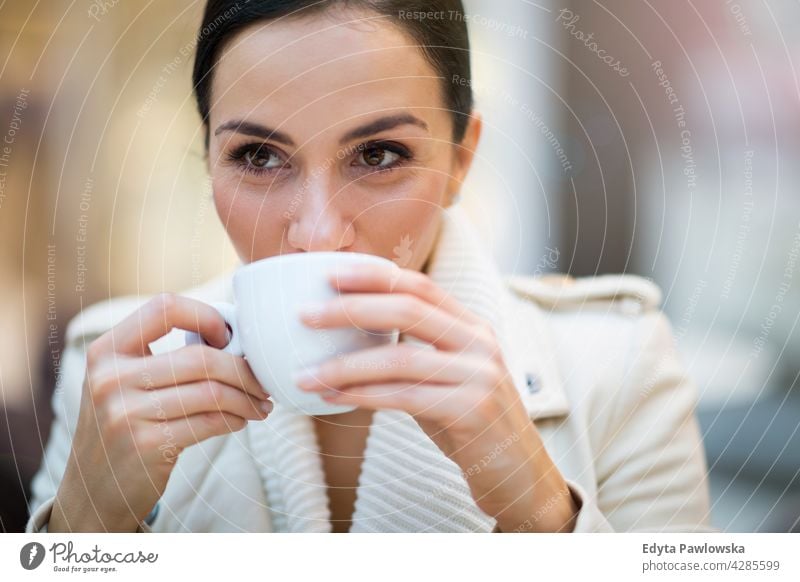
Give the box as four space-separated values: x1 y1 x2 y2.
185 252 400 415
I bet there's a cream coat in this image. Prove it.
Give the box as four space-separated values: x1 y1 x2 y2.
26 206 714 533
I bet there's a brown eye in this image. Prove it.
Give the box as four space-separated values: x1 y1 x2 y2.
226 143 288 174
244 147 278 168
355 144 403 169
351 141 412 172
362 146 386 166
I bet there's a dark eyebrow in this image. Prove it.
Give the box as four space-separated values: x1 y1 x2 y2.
213 113 428 148
214 120 295 147
339 114 428 145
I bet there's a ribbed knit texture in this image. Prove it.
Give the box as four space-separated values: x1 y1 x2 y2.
246 206 516 532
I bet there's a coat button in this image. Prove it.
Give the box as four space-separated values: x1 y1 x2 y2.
525 373 541 394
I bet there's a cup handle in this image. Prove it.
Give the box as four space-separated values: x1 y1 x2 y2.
183 301 243 356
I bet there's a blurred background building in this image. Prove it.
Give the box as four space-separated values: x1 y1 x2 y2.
0 0 797 532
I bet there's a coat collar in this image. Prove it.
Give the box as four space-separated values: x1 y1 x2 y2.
235 205 571 532
498 276 572 420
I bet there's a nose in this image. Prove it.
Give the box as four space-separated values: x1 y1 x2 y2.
286 176 354 252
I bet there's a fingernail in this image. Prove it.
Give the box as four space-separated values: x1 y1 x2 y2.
260 400 273 414
297 302 326 318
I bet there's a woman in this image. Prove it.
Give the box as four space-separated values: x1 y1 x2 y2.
27 0 713 533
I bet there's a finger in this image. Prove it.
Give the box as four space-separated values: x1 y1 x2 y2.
298 293 494 353
158 411 252 451
119 344 270 401
318 381 483 424
294 343 501 392
328 263 485 326
93 293 231 358
132 380 272 421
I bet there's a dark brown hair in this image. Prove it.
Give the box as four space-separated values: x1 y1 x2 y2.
192 0 473 147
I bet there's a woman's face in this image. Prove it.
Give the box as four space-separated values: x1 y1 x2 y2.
207 9 481 270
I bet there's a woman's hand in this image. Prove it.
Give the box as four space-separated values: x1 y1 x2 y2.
294 263 580 533
50 293 272 532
